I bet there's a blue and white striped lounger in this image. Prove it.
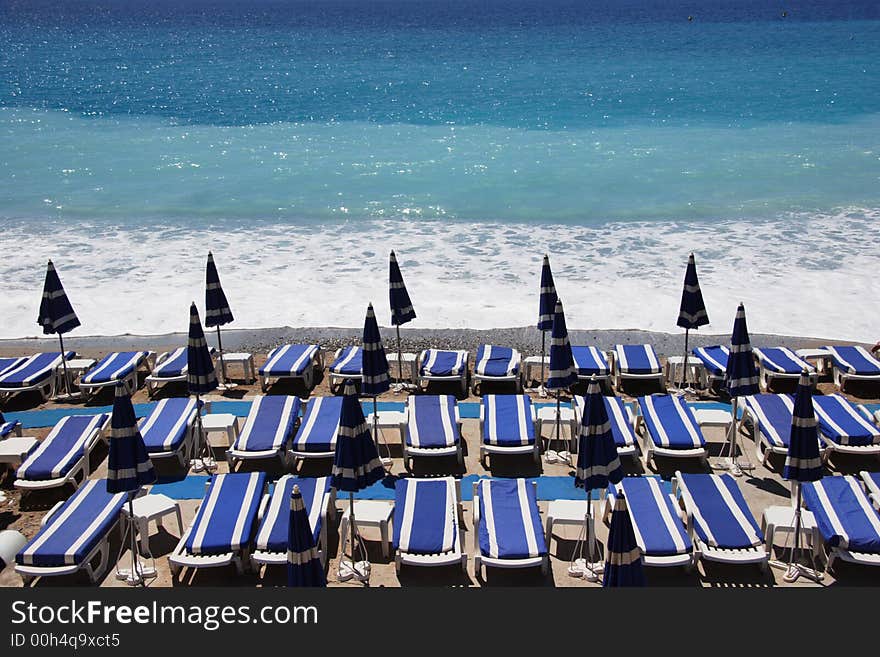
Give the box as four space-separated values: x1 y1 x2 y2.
574 395 639 458
169 472 267 577
674 471 768 569
604 477 694 568
812 394 880 457
753 347 816 391
0 410 21 439
15 479 127 585
252 475 335 570
692 345 729 387
612 344 665 391
258 344 322 392
0 357 26 377
860 471 880 510
472 478 548 576
479 394 539 466
290 396 343 463
742 393 826 465
824 345 880 391
15 414 110 491
226 395 301 467
802 476 880 570
138 397 200 466
404 394 462 470
636 395 708 466
328 346 363 392
145 346 215 396
79 351 153 397
571 346 611 383
393 477 466 571
0 351 77 401
418 349 469 395
473 345 522 394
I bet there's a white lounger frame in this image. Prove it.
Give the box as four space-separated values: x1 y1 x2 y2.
327 347 362 394
145 349 216 397
753 348 816 392
395 478 467 572
78 352 156 398
830 354 880 393
144 401 206 469
471 480 549 577
258 347 325 393
861 470 880 510
478 402 540 466
609 349 666 392
472 349 523 395
402 402 464 471
0 355 72 403
813 403 880 462
739 402 828 467
634 404 710 469
572 398 640 459
416 350 469 396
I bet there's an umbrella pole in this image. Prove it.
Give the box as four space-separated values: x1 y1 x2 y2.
215 326 227 385
194 392 213 473
680 329 690 389
58 333 72 397
585 488 599 582
540 331 547 396
396 325 404 389
727 398 743 477
555 390 562 452
128 493 144 586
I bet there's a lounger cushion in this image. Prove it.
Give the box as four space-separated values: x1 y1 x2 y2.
420 350 467 377
232 395 301 452
0 410 20 438
614 477 692 556
0 352 75 388
139 398 198 453
17 414 108 481
692 346 729 377
81 351 149 385
406 395 459 448
393 478 457 554
744 394 794 448
151 347 188 378
824 346 880 376
614 345 662 375
679 473 763 549
753 347 813 375
571 346 610 377
475 345 519 378
803 476 880 553
638 395 706 449
329 346 362 376
255 476 330 551
259 345 319 376
17 479 126 567
185 472 266 555
0 357 26 377
478 479 547 559
812 394 880 447
482 394 534 447
293 396 342 453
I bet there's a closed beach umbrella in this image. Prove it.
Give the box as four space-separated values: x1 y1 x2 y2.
204 252 234 386
107 382 157 585
781 369 823 583
389 250 416 389
287 484 327 587
332 379 385 582
546 299 577 462
675 253 709 389
537 254 558 393
722 303 759 476
187 302 218 471
362 303 391 463
603 491 646 588
37 260 80 397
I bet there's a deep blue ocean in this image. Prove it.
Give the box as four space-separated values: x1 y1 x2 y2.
0 0 878 339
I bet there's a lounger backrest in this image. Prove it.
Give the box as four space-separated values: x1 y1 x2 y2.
614 345 661 375
81 351 148 384
475 345 519 377
420 350 467 377
139 397 198 451
812 394 880 446
0 357 26 377
477 478 546 559
638 395 705 449
259 344 318 376
802 476 880 553
17 413 109 481
234 395 301 452
753 347 812 374
482 394 534 446
618 477 692 556
152 347 188 378
185 472 266 555
393 477 457 554
692 346 729 376
406 395 459 448
571 346 609 376
255 475 330 551
330 346 362 374
678 473 763 549
17 479 126 567
824 346 880 376
0 351 74 387
294 396 343 451
744 394 794 448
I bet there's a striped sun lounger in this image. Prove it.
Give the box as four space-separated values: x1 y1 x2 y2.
328 346 363 393
473 345 522 394
741 393 826 465
802 476 880 571
252 475 335 571
812 394 880 457
472 478 548 576
612 344 665 391
258 344 322 392
0 410 21 439
418 349 469 395
574 395 639 458
571 346 611 383
604 477 694 568
404 394 462 470
138 397 201 466
479 394 539 466
636 395 708 467
290 396 343 463
15 414 110 491
0 351 77 402
393 477 466 571
170 472 267 577
692 345 729 388
674 471 768 570
824 345 880 391
753 347 816 391
16 479 127 585
0 357 26 377
79 351 153 397
862 471 880 508
226 395 301 468
145 346 215 396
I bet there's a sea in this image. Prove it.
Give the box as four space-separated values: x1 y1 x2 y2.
1 0 878 341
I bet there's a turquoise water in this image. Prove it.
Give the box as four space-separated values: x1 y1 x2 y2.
1 0 878 340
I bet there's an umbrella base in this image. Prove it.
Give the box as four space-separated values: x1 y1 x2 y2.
774 561 824 583
337 559 371 583
568 558 602 582
543 450 571 465
116 565 158 586
216 382 238 391
51 392 85 403
190 457 218 474
713 457 755 477
391 382 418 394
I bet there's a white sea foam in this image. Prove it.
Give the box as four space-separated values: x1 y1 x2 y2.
0 208 877 342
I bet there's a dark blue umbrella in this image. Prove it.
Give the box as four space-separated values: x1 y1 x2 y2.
204 252 234 386
546 299 577 463
603 491 647 587
676 253 709 388
287 484 327 587
37 260 80 396
389 250 416 388
723 302 759 476
362 303 391 463
187 303 217 471
537 254 558 390
332 379 385 582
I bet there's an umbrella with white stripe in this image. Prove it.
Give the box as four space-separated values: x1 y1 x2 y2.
287 484 327 587
603 491 646 587
107 382 157 585
332 379 385 583
362 302 392 466
204 252 235 388
675 253 709 391
37 260 80 397
389 250 416 391
721 302 759 476
545 299 577 464
187 302 218 473
536 254 558 396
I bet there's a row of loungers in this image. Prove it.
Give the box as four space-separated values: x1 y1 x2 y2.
16 470 880 584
